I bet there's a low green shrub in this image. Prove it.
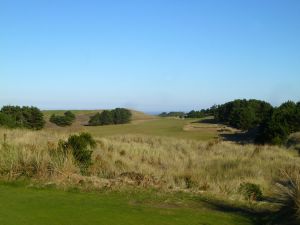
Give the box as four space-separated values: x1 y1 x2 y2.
59 133 96 169
272 170 300 225
238 182 263 201
0 106 45 130
0 113 16 128
50 111 76 126
88 108 131 126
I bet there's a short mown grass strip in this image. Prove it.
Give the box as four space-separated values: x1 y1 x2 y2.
0 183 253 225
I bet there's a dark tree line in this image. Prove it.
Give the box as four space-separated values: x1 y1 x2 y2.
88 108 132 126
0 105 45 130
213 99 300 145
159 106 216 119
256 101 300 145
214 99 273 130
185 105 217 118
159 112 185 118
50 111 76 127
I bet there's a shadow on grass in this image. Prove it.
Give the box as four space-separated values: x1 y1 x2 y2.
198 197 274 225
191 118 216 124
219 129 256 144
193 118 258 145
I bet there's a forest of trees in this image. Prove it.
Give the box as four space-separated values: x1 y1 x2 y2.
88 108 132 126
0 105 45 130
255 101 300 145
50 111 76 127
213 99 300 145
214 99 273 130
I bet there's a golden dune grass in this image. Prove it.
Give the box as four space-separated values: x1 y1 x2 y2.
0 128 299 201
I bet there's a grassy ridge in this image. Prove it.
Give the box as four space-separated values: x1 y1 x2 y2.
43 109 157 123
0 128 299 199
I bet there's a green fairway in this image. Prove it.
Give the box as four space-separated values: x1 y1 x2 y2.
43 109 220 141
0 184 254 225
85 118 218 141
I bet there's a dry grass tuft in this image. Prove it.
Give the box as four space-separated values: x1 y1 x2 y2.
273 169 300 224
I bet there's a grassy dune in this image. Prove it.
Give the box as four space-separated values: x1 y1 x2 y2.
0 127 299 199
1 115 300 224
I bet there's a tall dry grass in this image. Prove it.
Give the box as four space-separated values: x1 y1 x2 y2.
0 128 300 200
273 169 300 224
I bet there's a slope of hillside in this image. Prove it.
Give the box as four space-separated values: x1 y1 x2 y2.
43 109 157 128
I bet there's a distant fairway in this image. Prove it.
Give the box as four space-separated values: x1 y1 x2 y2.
0 183 254 225
86 118 219 141
43 110 220 141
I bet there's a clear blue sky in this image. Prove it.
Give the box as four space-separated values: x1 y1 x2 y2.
1 0 300 112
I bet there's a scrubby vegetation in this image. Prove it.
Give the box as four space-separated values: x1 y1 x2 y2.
159 111 185 118
185 106 217 118
270 169 300 225
0 114 300 224
58 132 96 170
159 108 216 119
238 182 263 201
214 99 273 130
0 104 299 224
0 105 45 129
50 111 76 126
0 128 299 203
256 101 300 145
88 108 132 126
212 99 300 145
287 132 300 151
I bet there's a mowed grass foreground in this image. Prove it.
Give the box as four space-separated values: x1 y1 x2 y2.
0 183 253 225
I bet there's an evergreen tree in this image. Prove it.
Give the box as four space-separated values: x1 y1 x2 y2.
0 105 45 130
88 108 132 126
50 111 76 127
99 110 114 125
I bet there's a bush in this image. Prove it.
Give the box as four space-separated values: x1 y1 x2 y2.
0 113 16 128
185 106 216 118
256 101 300 145
0 105 45 130
273 170 300 225
50 111 76 126
99 110 114 125
22 106 45 129
59 133 96 168
159 111 186 118
88 112 101 126
88 108 132 126
214 99 273 130
213 99 300 144
238 182 263 201
112 108 132 124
